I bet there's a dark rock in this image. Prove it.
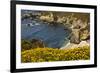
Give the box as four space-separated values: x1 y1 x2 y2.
31 39 45 48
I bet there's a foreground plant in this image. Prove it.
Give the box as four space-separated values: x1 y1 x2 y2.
21 46 90 63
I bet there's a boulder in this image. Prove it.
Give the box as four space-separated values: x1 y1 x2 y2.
70 29 80 44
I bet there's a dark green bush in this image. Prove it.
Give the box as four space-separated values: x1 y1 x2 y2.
21 39 45 51
21 40 32 51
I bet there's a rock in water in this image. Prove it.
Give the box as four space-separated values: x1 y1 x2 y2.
70 29 80 44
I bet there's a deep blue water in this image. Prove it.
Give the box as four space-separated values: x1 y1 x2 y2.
21 19 70 48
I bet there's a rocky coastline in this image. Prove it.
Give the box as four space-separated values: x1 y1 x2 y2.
22 11 90 49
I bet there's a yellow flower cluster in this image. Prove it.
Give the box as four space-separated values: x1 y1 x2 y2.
21 46 90 63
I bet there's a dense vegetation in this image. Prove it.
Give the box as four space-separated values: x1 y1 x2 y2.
21 46 90 63
21 39 45 51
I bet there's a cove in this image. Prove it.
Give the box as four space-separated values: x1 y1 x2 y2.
21 19 71 48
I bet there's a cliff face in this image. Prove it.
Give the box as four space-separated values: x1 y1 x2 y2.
38 12 89 23
70 29 80 44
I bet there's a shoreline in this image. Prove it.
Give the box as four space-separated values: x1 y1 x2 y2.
60 41 90 49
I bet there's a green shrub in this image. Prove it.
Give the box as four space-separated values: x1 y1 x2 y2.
21 39 45 51
21 46 90 63
21 40 32 51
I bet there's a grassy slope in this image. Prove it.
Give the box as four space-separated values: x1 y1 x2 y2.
21 46 90 63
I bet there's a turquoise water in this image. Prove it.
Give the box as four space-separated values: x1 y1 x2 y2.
21 19 70 48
